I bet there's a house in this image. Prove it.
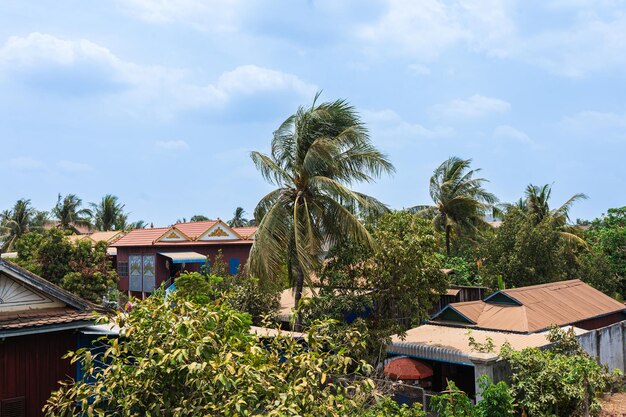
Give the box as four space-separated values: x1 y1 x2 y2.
387 279 626 404
431 279 626 332
111 220 256 298
0 259 96 417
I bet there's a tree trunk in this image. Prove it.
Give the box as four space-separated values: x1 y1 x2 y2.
445 225 451 256
293 263 305 332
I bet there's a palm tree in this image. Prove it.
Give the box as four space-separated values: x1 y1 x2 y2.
412 157 498 256
52 194 92 233
228 207 249 228
518 183 587 245
0 199 37 252
249 94 394 328
90 194 125 231
114 213 147 231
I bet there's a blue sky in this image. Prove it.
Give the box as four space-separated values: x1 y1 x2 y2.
1 0 625 226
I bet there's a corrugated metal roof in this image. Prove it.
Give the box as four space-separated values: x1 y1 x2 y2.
387 324 589 364
436 279 626 333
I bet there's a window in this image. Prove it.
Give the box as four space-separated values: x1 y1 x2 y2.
1 397 25 417
117 261 129 277
229 258 240 275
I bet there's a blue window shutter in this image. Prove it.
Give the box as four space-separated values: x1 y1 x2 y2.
229 258 240 275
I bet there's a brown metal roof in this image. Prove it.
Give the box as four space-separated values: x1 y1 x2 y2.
435 279 625 333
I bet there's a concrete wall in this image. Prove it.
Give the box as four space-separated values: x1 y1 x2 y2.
577 320 625 372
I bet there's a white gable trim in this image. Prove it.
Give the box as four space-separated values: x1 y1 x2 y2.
197 221 242 241
156 227 191 243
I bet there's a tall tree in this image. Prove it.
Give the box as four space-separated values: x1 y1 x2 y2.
52 193 92 233
0 199 37 252
519 183 587 245
190 215 209 222
412 157 498 256
248 94 394 329
228 207 249 228
90 194 125 231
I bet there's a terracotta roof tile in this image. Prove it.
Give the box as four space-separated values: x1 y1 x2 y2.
0 307 95 330
112 221 258 247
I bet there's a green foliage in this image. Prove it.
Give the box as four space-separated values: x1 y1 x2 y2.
584 206 626 298
475 376 515 417
481 208 580 289
176 270 279 324
501 326 621 416
0 199 45 252
301 211 447 363
411 157 498 256
13 229 118 303
361 398 425 417
439 254 480 286
90 194 127 231
430 380 475 417
60 241 118 303
43 293 412 417
429 377 515 417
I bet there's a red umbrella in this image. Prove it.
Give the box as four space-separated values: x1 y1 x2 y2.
384 357 433 381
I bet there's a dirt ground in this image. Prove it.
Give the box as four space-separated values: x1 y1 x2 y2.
599 392 626 416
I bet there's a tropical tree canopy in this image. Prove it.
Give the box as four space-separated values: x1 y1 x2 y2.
228 207 251 228
51 193 92 233
0 199 40 252
190 214 210 222
90 194 126 231
412 157 498 256
248 94 394 324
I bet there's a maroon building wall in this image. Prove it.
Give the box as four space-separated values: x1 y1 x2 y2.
116 243 253 293
574 311 626 331
0 330 76 417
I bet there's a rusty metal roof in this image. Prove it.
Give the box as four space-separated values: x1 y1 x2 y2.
434 279 626 333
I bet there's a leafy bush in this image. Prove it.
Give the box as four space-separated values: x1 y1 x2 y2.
44 293 415 417
501 326 622 416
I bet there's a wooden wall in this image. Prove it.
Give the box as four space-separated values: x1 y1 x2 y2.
0 330 76 417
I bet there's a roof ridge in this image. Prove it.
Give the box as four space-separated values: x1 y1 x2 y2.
503 279 582 293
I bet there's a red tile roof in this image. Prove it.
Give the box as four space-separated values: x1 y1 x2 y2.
112 220 257 247
174 220 218 239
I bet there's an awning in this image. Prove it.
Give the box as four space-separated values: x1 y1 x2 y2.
384 357 434 380
158 252 207 264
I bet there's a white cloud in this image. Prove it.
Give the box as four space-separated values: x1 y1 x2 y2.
216 65 317 97
117 0 245 32
0 33 316 116
432 94 510 120
57 160 93 173
493 125 533 144
356 1 626 77
8 157 45 171
362 109 454 142
155 140 189 151
358 0 515 61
